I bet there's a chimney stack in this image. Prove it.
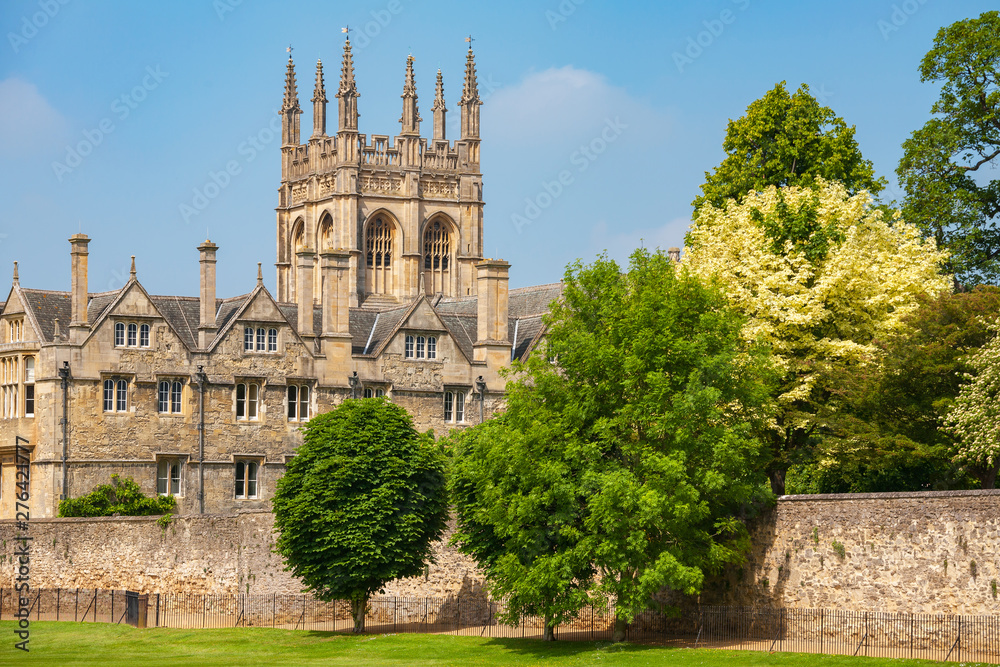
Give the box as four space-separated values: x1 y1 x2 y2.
474 259 510 363
320 248 353 375
198 240 218 347
667 247 681 263
69 234 90 342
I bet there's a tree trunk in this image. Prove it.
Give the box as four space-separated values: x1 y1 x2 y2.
983 459 1000 490
769 467 787 496
612 614 628 642
350 595 367 633
543 613 555 641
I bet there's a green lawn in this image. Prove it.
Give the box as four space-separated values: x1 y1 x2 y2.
0 621 989 666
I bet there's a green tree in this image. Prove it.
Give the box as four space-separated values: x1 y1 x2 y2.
693 82 885 211
897 11 1000 285
945 319 1000 488
58 474 176 517
452 250 773 642
788 287 1000 493
272 399 448 633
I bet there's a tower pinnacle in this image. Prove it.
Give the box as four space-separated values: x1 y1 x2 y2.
336 36 359 132
281 52 302 146
399 54 421 135
312 59 327 138
432 69 447 141
459 42 481 141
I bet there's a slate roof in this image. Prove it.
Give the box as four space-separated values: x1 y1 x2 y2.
10 280 563 362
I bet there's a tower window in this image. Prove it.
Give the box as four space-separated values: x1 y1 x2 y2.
422 219 452 295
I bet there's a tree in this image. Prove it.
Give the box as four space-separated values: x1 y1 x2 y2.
272 399 448 633
897 11 1000 285
945 320 1000 488
788 287 1000 493
58 474 176 517
693 82 885 211
452 250 773 642
685 180 951 494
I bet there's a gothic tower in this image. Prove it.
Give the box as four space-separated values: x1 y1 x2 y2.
275 38 485 307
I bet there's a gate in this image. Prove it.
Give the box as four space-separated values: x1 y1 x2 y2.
124 591 147 628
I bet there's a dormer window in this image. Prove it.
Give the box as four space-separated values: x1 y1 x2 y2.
244 326 279 353
114 321 151 348
404 334 438 360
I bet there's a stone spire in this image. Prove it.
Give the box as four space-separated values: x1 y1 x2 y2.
311 59 327 138
459 44 481 140
399 54 421 135
336 36 359 132
281 53 302 146
432 69 447 141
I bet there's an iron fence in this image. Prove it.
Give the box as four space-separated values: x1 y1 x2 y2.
1 588 998 662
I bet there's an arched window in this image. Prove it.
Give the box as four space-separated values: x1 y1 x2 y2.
140 323 150 347
158 459 181 495
235 460 259 499
116 380 128 412
365 216 394 295
318 213 334 250
115 323 125 347
244 326 254 351
24 357 34 417
127 323 138 347
103 379 115 412
422 219 452 295
427 336 437 359
236 382 260 421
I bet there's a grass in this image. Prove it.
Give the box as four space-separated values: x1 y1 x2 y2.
0 621 989 666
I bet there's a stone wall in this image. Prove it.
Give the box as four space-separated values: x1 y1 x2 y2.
0 510 485 599
6 491 1000 615
704 489 1000 616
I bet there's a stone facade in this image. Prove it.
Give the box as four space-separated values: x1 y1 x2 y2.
704 490 1000 615
0 37 560 519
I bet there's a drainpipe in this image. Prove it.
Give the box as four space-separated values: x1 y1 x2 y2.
196 365 208 514
57 361 70 501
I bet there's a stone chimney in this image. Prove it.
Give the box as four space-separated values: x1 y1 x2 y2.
668 247 681 263
68 234 90 343
198 240 218 347
320 249 353 375
296 248 315 339
474 259 510 363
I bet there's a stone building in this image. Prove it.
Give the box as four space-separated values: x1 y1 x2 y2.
0 38 559 519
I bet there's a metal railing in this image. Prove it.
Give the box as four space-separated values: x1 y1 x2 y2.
1 588 997 662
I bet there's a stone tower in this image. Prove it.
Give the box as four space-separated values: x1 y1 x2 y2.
275 38 485 307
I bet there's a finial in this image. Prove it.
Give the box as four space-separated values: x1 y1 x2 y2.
257 262 263 286
312 59 326 103
130 256 136 279
460 39 481 106
54 318 61 340
12 261 18 285
403 54 417 96
282 49 301 113
433 69 445 110
338 32 358 97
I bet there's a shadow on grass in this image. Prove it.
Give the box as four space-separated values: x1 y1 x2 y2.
478 636 680 657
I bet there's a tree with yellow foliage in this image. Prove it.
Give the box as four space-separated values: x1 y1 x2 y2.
684 180 950 494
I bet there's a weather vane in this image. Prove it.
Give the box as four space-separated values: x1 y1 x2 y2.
342 26 351 38
286 44 293 55
466 35 475 47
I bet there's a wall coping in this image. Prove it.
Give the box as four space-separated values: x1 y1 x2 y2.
779 489 1000 502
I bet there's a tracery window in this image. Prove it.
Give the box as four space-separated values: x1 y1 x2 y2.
365 216 394 294
422 219 452 295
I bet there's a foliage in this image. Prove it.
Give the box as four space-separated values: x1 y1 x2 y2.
685 180 951 494
693 81 885 211
788 287 1000 494
272 399 448 632
897 11 1000 285
57 474 176 517
945 319 1000 488
452 249 774 641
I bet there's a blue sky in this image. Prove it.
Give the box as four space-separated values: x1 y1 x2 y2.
0 0 995 297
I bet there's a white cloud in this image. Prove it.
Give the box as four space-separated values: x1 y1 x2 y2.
484 65 669 145
0 78 68 155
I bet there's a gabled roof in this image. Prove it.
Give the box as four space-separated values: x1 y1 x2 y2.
19 289 71 342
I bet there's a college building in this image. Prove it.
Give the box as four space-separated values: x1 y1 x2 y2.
0 38 560 518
